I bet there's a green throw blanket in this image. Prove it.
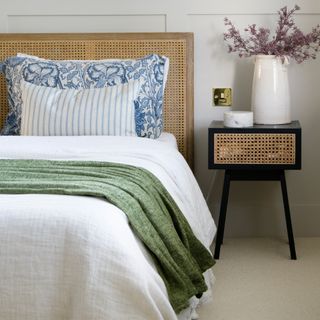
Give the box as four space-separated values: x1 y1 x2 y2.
0 159 215 313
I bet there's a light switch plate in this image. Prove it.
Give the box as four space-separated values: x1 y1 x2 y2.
213 88 232 106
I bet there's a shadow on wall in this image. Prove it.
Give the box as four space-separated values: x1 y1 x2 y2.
233 58 254 111
208 20 254 112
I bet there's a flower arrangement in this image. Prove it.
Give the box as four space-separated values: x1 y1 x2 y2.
224 5 320 63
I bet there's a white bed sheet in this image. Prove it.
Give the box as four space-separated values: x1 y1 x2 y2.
0 135 216 320
157 132 178 149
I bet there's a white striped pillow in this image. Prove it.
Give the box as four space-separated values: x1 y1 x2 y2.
20 79 141 136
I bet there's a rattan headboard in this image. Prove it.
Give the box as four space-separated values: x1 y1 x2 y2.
0 33 194 168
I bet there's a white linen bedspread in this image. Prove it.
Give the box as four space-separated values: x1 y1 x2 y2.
0 134 216 320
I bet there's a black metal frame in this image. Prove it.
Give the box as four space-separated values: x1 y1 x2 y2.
214 169 297 260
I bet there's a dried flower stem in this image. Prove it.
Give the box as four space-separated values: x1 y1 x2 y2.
224 5 320 63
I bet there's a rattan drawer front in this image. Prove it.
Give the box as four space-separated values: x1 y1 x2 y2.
214 133 296 165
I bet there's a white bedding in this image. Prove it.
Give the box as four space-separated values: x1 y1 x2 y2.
0 134 216 320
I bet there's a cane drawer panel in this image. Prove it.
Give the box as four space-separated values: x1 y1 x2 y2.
214 133 295 164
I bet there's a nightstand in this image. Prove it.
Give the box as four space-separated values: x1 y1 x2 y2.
208 120 301 260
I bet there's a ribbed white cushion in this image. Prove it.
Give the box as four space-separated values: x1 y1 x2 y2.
20 79 141 136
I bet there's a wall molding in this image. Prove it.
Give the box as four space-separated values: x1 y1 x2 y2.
187 12 320 16
6 13 167 33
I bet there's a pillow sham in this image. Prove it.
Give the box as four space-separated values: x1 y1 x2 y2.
1 53 169 138
20 79 141 136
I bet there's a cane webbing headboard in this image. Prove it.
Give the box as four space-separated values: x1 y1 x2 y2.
0 33 194 168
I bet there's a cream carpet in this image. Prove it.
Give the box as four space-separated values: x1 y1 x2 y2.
198 238 320 320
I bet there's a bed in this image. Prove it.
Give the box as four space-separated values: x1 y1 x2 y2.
0 33 216 320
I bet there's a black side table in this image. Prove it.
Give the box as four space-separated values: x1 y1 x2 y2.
208 120 301 260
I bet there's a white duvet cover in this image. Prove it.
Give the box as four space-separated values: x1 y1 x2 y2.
0 134 216 320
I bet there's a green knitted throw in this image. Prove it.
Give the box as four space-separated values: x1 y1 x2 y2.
0 159 215 313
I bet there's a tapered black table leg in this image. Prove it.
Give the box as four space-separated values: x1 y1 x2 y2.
280 171 297 260
214 171 231 259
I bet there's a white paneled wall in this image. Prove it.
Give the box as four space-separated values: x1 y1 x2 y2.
1 0 320 236
7 15 167 33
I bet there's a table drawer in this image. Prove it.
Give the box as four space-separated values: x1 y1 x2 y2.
208 128 301 170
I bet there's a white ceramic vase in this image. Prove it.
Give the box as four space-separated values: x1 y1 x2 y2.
251 55 291 124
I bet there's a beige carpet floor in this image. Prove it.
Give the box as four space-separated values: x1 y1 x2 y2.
198 238 320 320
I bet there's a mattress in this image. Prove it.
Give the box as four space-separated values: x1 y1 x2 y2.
0 135 216 320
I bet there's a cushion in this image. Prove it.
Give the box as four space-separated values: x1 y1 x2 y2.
20 79 142 136
1 53 169 138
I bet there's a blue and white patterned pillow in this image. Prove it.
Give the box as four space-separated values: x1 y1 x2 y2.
1 54 169 138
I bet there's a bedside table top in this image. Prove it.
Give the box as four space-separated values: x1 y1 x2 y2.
209 120 301 130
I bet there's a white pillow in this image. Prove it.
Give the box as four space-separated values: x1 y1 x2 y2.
20 79 141 136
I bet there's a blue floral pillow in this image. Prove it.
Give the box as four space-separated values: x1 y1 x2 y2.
1 54 169 138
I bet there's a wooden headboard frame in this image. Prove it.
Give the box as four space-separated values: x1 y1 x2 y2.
0 33 194 169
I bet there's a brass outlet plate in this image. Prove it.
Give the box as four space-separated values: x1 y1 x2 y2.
213 88 232 106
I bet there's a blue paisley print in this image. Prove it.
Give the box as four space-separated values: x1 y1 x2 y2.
1 54 169 138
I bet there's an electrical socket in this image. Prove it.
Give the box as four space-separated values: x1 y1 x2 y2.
213 88 232 106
